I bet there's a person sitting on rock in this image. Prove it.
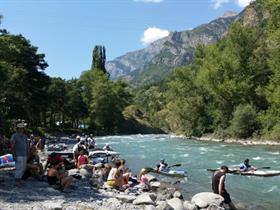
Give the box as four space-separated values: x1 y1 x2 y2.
120 159 131 186
137 168 150 191
47 160 73 192
45 153 64 170
77 149 89 169
106 159 122 189
23 146 44 180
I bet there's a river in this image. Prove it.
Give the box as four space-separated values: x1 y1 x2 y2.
93 134 280 210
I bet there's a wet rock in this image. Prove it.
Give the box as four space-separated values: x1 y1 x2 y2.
172 191 183 200
206 203 225 210
191 192 224 209
235 202 248 210
116 194 137 203
133 193 156 205
183 201 198 210
166 198 184 210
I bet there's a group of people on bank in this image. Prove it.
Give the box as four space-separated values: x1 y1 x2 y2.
1 120 258 208
2 120 73 192
70 135 149 191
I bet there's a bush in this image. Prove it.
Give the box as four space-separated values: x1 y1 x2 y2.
228 104 259 138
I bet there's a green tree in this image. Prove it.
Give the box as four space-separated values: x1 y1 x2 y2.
91 45 106 73
228 104 259 138
47 78 67 127
0 32 50 125
89 71 131 134
65 79 88 128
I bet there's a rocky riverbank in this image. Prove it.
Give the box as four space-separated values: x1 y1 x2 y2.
0 161 228 210
191 135 280 146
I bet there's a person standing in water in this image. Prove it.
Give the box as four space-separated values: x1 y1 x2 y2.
212 165 236 210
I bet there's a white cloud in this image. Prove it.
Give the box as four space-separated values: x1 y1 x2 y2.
141 27 169 45
134 0 163 3
212 0 230 9
235 0 254 7
212 0 253 9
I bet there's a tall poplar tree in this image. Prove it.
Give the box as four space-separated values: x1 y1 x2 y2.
91 45 106 73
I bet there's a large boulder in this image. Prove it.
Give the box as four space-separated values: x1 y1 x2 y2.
191 192 224 209
133 193 156 205
207 204 225 210
167 198 184 210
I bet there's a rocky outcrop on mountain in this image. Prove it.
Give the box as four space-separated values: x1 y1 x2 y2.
106 14 238 86
106 38 168 80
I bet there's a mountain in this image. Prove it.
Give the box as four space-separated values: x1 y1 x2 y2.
106 11 239 86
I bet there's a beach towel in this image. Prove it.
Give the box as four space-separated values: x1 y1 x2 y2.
0 154 15 168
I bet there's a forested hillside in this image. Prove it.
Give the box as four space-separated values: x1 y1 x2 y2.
134 0 280 140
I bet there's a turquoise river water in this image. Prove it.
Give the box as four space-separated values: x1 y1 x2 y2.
94 134 280 210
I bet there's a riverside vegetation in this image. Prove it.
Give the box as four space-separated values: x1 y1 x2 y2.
1 0 280 142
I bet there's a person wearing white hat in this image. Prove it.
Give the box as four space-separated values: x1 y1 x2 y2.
10 120 29 186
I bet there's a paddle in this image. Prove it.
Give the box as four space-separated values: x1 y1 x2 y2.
168 163 181 168
144 163 181 173
256 166 270 170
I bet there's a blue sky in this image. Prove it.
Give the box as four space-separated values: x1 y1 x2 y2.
0 0 253 79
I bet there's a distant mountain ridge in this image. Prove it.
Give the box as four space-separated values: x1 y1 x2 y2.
106 11 240 86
